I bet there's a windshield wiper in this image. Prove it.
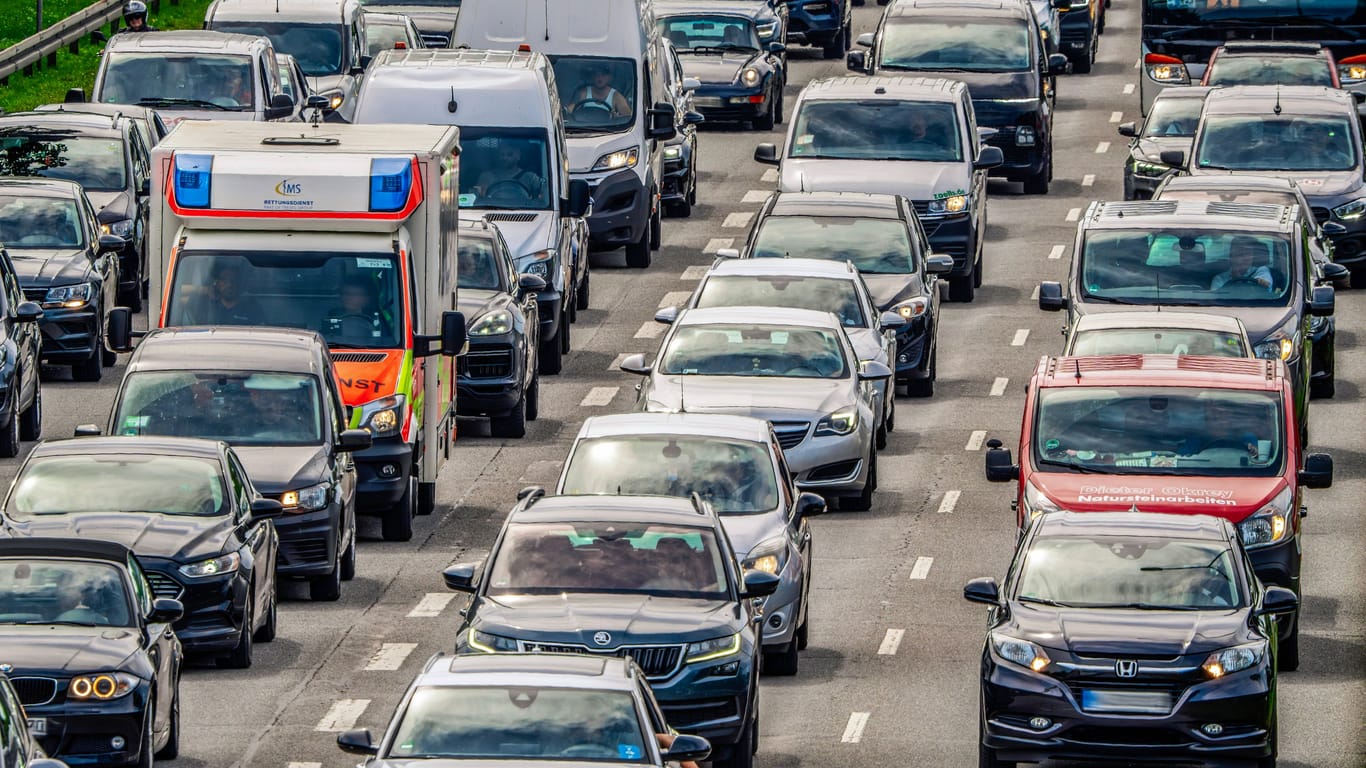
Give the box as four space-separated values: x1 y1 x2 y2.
20 619 101 626
1018 595 1076 607
1036 458 1110 474
689 44 758 54
1090 602 1203 611
1081 294 1143 305
1141 550 1231 573
137 97 237 111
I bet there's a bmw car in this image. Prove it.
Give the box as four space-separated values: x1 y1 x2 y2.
658 5 786 130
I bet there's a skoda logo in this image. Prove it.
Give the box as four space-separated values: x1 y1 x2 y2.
592 631 612 646
1115 659 1138 678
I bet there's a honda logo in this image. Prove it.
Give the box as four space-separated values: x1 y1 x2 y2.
1115 659 1138 678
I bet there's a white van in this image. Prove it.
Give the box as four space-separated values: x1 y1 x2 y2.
454 0 678 267
351 49 591 375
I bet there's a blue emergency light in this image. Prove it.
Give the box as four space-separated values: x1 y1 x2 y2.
370 157 413 212
173 153 213 208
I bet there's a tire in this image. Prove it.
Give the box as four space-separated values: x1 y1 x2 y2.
155 691 179 759
885 395 895 433
774 86 784 125
624 227 652 268
842 448 877 511
0 411 19 459
649 206 662 250
715 713 757 768
72 348 103 382
754 95 776 131
136 706 154 768
102 342 117 367
490 395 528 439
796 614 809 650
219 602 253 669
539 331 563 375
18 386 40 442
1072 48 1093 75
979 740 1014 768
852 0 864 5
559 309 571 354
948 273 976 303
310 561 342 602
666 199 692 218
575 271 590 311
822 29 846 59
339 534 357 580
525 376 540 422
253 584 277 642
417 481 436 516
1280 617 1300 672
906 345 937 397
875 418 888 451
763 638 799 676
382 475 417 542
1310 374 1335 399
1023 164 1051 195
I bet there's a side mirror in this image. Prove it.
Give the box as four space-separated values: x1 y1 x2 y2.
518 273 548 294
349 56 373 76
74 424 102 437
648 102 678 140
337 428 374 453
249 498 284 520
1158 149 1187 169
976 126 1000 144
858 360 893 381
664 735 711 763
97 233 126 253
619 352 651 376
715 247 741 259
148 597 184 624
138 177 150 197
1257 585 1299 617
975 146 1005 170
753 143 779 165
741 568 780 598
265 93 295 120
845 50 867 74
856 32 874 48
681 77 701 92
1047 53 1071 75
563 179 591 218
337 729 378 756
984 439 1019 482
1320 261 1350 285
442 561 480 593
65 87 87 104
878 311 907 332
91 30 107 44
306 94 331 111
1298 452 1333 489
439 310 467 356
1038 281 1068 312
1117 121 1138 138
1308 285 1335 316
1322 221 1348 236
1050 0 1072 8
963 577 1001 605
106 306 133 351
13 301 43 324
926 253 955 274
654 305 680 324
683 110 705 126
767 42 786 54
795 491 826 518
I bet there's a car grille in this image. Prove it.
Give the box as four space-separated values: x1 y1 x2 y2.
420 33 450 48
482 213 537 223
458 347 515 379
771 421 809 450
143 571 184 600
279 537 330 567
661 696 740 729
22 288 44 303
331 352 387 363
9 677 57 706
522 643 684 679
911 200 931 217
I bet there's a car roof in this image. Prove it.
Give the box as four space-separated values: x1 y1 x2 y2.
656 1 761 17
209 0 360 23
1082 200 1296 233
105 29 268 54
129 327 328 374
890 0 1031 20
0 111 122 136
510 494 717 528
0 537 133 564
28 436 227 461
372 48 545 74
361 11 414 24
1036 511 1233 542
705 257 857 279
1071 311 1247 334
1202 84 1353 114
676 305 844 329
417 653 637 691
767 191 904 219
800 75 965 103
0 178 83 198
1038 354 1282 390
1158 175 1299 193
576 413 773 443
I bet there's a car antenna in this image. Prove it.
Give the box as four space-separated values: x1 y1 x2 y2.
448 86 458 114
1273 87 1282 115
1074 356 1082 381
544 0 551 40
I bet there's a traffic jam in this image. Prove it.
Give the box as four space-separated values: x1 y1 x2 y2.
0 0 1360 765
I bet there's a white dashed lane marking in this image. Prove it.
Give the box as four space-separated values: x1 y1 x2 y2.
878 629 905 655
1047 245 1065 260
841 712 871 743
1095 141 1111 154
1011 329 1030 346
741 190 769 204
722 212 753 228
659 291 691 307
288 762 322 768
1065 208 1081 222
407 593 455 618
364 643 418 672
990 377 1009 397
909 557 934 580
703 237 733 254
1123 83 1136 94
936 490 961 515
635 321 665 339
761 168 779 183
315 699 369 732
966 430 987 451
681 265 709 280
1030 285 1040 301
1109 111 1122 123
580 387 620 407
1082 174 1095 187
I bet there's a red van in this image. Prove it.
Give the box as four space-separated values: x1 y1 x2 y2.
984 354 1333 669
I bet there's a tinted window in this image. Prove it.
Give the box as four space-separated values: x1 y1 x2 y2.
101 52 256 111
695 275 866 327
1070 328 1249 357
1080 230 1293 306
790 100 962 162
113 371 324 446
1018 538 1241 609
214 23 345 76
1144 0 1366 27
549 55 638 134
1195 115 1358 172
751 215 917 273
1141 96 1202 138
1207 55 1333 86
457 127 553 211
0 131 127 191
561 436 780 513
658 15 759 51
457 236 505 291
659 324 849 378
0 196 85 248
0 559 134 627
9 455 228 517
879 18 1031 72
366 21 413 56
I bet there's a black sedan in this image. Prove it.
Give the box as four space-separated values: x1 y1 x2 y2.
1118 87 1209 200
0 538 183 767
965 511 1295 768
0 247 43 458
0 179 123 382
2 436 282 669
658 5 786 130
457 219 544 439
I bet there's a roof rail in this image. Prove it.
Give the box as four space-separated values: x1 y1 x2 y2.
517 485 546 506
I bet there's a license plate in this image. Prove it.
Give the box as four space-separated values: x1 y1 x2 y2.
1080 689 1172 714
26 717 45 736
693 97 723 108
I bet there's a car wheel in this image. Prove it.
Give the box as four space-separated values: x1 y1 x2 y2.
907 346 937 397
796 613 809 650
310 561 342 602
253 584 277 641
885 394 895 433
667 198 692 218
649 204 662 250
381 476 417 542
1310 371 1335 399
339 533 357 580
875 417 888 451
72 347 103 382
948 273 976 303
774 85 785 125
525 376 540 422
687 167 698 206
155 689 179 759
490 395 528 439
715 712 757 768
763 637 800 676
624 226 652 268
576 270 590 310
539 329 564 375
417 482 436 516
1280 617 1300 672
559 308 572 354
1023 163 1051 195
842 448 876 511
1071 47 1093 74
979 739 1014 768
18 385 40 442
136 706 155 768
754 95 776 131
218 601 253 669
0 412 19 459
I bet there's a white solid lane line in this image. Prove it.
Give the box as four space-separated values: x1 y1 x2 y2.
315 699 370 732
761 168 779 183
364 643 418 672
841 712 871 743
1047 245 1065 260
681 265 709 280
1095 141 1111 154
990 377 1009 397
1065 208 1081 222
635 321 665 339
407 593 455 618
909 557 934 580
1011 329 1030 346
966 430 987 451
878 629 905 655
936 490 961 515
1082 174 1096 187
659 291 691 308
722 212 753 228
580 386 620 407
1109 111 1122 123
703 237 733 254
741 190 769 204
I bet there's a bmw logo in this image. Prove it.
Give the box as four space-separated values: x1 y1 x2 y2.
0 664 11 674
592 631 612 646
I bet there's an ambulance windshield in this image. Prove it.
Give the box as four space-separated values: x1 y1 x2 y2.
164 251 404 349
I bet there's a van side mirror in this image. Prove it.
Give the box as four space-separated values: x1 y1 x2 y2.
65 87 87 103
1308 285 1335 316
1038 281 1068 311
349 55 373 76
1159 149 1187 169
963 577 1000 605
106 306 133 351
337 428 373 453
1298 452 1333 489
563 179 591 218
846 50 867 74
435 310 467 356
754 143 779 165
249 498 284 520
715 247 741 259
1257 585 1299 616
265 93 295 120
648 102 678 140
74 424 102 437
442 562 480 592
1117 121 1138 138
984 439 1019 482
856 32 874 48
975 146 1004 170
13 301 43 324
337 729 378 756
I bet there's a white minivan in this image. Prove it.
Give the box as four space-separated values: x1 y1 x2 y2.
454 0 678 267
351 48 591 375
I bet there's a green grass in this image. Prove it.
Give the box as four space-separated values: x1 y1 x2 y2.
0 0 214 114
0 0 101 49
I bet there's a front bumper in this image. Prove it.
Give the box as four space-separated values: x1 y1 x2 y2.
661 140 692 204
32 303 99 364
891 319 933 381
915 210 977 277
140 562 246 655
457 339 528 417
780 423 872 495
30 689 152 767
353 434 413 515
1123 159 1175 200
755 560 804 649
692 86 769 123
785 0 842 42
270 504 340 578
580 168 649 249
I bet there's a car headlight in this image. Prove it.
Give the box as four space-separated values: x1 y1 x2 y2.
926 195 969 215
685 632 740 663
814 408 859 436
324 90 345 110
592 147 639 171
1202 641 1265 678
44 282 93 309
1339 59 1366 84
991 633 1051 672
465 627 519 653
1254 331 1299 363
518 248 556 280
756 21 777 40
179 552 241 578
664 144 682 160
1145 56 1190 85
99 219 134 238
358 394 406 438
469 310 513 336
741 68 761 86
1014 125 1036 147
1237 487 1292 549
742 536 789 575
892 297 928 319
280 482 330 512
68 672 140 701
1332 197 1366 221
1022 480 1061 520
1132 159 1172 178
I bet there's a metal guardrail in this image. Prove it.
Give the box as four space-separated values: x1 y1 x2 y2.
0 0 169 84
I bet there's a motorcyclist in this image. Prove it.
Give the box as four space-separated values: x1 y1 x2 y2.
116 1 157 33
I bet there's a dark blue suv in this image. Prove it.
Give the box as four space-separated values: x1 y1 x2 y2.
443 490 778 768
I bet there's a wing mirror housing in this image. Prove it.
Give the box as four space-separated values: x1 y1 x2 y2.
664 735 712 763
926 253 955 274
337 428 374 453
1038 281 1068 311
984 438 1020 482
14 300 43 324
106 305 133 351
1320 261 1350 285
878 311 908 332
858 360 894 381
845 50 867 73
65 87 87 103
754 143 779 165
682 77 701 92
337 729 378 756
975 146 1005 170
1256 585 1299 617
563 178 591 218
648 102 678 140
1158 149 1188 169
654 305 680 324
518 273 548 294
265 93 295 120
1047 53 1071 75
796 491 827 518
249 498 284 520
1298 452 1333 489
442 561 480 593
767 42 786 54
97 233 126 253
148 597 184 624
29 760 70 768
715 247 742 259
1308 285 1335 316
857 32 875 48
422 310 467 357
619 352 652 376
741 568 781 598
74 424 102 437
963 577 1001 605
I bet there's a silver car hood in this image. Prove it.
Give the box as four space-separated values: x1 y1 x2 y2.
779 158 971 202
644 375 853 417
718 509 788 560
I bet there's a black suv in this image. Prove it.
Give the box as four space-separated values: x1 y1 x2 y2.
847 0 1067 194
443 490 779 768
0 247 42 458
0 110 152 311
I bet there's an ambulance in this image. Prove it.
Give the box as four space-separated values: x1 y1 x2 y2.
110 121 467 542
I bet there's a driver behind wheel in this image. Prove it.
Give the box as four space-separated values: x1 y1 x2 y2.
326 275 390 342
1210 237 1272 293
568 63 631 119
475 141 544 200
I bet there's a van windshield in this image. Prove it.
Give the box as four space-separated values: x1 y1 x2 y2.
100 52 256 111
213 22 346 77
549 55 637 134
458 127 553 210
164 251 405 349
1079 229 1293 307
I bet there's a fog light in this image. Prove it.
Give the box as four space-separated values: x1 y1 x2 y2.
768 614 783 629
714 661 739 676
1029 717 1051 731
897 353 909 363
110 736 125 750
379 463 399 477
1201 723 1223 736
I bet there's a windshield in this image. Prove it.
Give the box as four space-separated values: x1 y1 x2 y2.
387 686 646 762
1018 538 1241 610
1195 115 1358 172
165 251 405 348
0 131 127 192
458 127 553 211
879 18 1032 72
561 437 780 514
751 216 917 274
659 15 760 52
213 22 345 77
0 560 134 627
695 275 866 328
113 371 323 446
659 324 849 378
359 0 459 6
366 21 412 57
0 195 84 248
1033 387 1284 476
457 236 505 291
9 455 227 518
790 100 962 162
1142 96 1202 138
101 52 255 111
486 522 730 599
1070 328 1249 357
1079 230 1293 307
1144 0 1366 27
1207 54 1333 86
549 55 638 134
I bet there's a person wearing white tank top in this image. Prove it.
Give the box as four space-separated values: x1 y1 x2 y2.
569 64 631 119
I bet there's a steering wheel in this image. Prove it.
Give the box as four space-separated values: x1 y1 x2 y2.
484 178 533 199
1226 276 1267 286
1197 436 1255 453
572 98 613 114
